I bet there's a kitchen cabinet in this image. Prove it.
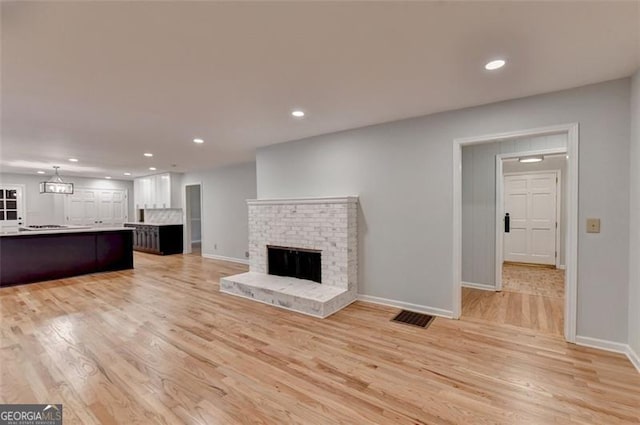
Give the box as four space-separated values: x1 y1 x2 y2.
124 223 183 255
154 173 171 208
134 173 182 209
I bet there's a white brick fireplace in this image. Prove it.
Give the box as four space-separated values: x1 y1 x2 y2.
220 196 358 318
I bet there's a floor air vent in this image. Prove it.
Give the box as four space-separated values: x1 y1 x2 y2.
391 310 435 328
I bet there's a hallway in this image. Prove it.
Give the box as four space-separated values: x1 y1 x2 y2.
462 264 564 335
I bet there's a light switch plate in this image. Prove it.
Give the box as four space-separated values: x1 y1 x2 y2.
586 218 600 233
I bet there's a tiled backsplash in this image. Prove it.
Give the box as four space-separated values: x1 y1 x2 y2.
144 208 183 224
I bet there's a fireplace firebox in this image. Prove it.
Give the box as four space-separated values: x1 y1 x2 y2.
267 245 321 283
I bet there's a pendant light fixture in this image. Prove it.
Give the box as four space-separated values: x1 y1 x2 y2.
39 166 74 194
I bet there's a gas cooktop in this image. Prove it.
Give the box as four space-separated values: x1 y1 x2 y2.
18 225 94 232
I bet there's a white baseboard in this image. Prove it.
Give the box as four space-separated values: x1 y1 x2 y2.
192 239 202 243
557 264 566 270
202 253 249 265
575 335 628 353
461 281 496 291
627 345 640 373
575 336 640 373
357 294 453 319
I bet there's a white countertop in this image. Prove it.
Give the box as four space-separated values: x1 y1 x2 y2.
0 226 134 237
124 222 183 226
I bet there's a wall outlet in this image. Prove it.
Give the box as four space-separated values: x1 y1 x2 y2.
586 218 601 233
245 251 250 258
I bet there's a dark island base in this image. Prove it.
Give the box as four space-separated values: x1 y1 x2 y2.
0 230 134 287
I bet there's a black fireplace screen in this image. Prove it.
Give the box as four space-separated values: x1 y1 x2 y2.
267 246 321 283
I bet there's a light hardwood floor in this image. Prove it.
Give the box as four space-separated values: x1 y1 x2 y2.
462 264 565 335
1 253 639 424
502 263 565 298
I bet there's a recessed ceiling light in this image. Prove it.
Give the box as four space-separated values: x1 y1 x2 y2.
37 170 45 174
519 155 544 163
124 172 131 176
485 59 506 70
291 110 305 118
193 138 204 144
149 167 157 171
484 59 506 71
68 158 79 162
144 153 153 157
105 176 112 179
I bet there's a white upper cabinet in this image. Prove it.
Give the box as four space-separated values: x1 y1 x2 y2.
142 176 154 207
134 173 182 209
155 173 171 208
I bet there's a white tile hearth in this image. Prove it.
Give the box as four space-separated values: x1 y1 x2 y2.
220 196 358 318
220 272 354 318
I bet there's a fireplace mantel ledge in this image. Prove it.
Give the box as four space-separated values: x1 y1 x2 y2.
247 196 358 206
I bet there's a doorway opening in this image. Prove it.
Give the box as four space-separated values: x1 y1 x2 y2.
453 123 578 342
184 183 202 256
463 149 567 335
497 150 567 289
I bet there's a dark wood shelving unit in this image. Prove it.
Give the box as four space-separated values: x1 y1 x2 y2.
125 224 183 255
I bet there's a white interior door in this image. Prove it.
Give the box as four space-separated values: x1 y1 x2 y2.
66 188 127 227
98 190 126 226
67 189 97 226
503 172 558 265
0 186 25 231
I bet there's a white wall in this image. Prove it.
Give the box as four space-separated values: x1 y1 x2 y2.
629 69 640 359
0 172 134 225
462 135 566 286
257 78 631 343
182 162 256 261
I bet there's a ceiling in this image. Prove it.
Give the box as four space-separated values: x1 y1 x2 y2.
1 1 638 180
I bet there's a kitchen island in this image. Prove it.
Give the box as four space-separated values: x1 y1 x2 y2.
0 227 134 287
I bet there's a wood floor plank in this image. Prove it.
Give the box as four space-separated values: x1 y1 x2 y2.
463 264 565 335
1 252 638 424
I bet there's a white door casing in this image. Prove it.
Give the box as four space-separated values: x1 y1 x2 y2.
503 172 558 265
453 123 578 343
